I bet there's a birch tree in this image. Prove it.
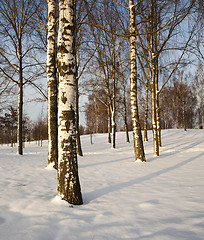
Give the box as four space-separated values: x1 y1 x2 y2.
118 42 130 143
0 0 44 155
57 0 83 205
129 0 146 161
135 0 196 155
82 0 145 159
47 0 58 169
150 0 159 154
87 1 119 148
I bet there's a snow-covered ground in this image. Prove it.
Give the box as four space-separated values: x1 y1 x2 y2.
0 129 204 240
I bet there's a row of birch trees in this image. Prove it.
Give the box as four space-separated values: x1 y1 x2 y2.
46 0 202 204
82 0 202 156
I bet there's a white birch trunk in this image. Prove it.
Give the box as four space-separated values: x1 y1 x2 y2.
152 83 158 155
156 60 161 147
129 1 146 162
57 0 83 205
47 0 58 169
151 58 159 155
155 2 161 148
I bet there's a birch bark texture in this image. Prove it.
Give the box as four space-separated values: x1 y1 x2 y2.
129 1 146 162
57 0 83 205
47 0 58 169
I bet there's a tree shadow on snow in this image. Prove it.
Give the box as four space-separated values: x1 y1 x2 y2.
84 152 204 204
80 156 132 168
161 141 202 156
147 141 203 162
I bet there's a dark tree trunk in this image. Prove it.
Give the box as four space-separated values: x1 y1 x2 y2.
150 0 159 156
144 82 148 142
17 44 23 155
118 44 130 143
75 73 83 156
108 106 111 143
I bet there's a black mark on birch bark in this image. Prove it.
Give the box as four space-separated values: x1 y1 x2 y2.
61 92 67 104
65 120 70 132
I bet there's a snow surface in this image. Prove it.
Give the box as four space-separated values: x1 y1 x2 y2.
0 129 204 240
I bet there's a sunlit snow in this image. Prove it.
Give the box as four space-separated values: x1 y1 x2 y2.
0 129 204 240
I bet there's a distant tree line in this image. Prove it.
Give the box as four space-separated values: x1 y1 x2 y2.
0 106 48 146
84 69 201 134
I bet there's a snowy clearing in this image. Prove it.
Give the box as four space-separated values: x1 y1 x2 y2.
0 129 204 240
